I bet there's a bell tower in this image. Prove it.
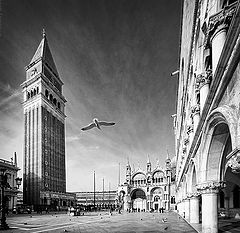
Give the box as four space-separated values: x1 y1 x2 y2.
126 158 131 184
21 30 66 206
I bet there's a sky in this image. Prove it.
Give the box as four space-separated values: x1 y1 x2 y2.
0 0 181 192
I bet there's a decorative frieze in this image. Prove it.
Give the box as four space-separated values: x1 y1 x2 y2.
196 181 225 194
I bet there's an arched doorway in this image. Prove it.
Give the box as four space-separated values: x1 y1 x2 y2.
150 187 164 212
131 189 146 212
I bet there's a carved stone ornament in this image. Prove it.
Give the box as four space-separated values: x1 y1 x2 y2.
187 192 200 199
227 149 240 173
182 147 187 154
196 181 225 194
184 137 189 146
204 2 237 47
196 72 211 89
186 125 194 135
191 104 200 116
195 82 200 94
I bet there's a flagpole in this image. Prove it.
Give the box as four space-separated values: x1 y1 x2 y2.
93 171 95 210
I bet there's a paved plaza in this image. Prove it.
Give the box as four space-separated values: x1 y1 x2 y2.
2 211 197 233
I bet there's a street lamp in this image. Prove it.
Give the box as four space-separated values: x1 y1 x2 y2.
0 169 22 230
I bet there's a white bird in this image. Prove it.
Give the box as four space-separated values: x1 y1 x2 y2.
81 118 115 131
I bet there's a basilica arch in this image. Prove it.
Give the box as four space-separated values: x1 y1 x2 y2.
150 187 164 211
130 188 147 212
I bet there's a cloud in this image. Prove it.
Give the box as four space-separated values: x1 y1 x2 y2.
0 82 22 110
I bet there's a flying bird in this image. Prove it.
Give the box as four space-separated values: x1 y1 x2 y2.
81 118 115 131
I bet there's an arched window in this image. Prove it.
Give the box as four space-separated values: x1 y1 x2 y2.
27 92 30 99
171 196 176 204
31 90 33 97
53 98 57 105
154 196 160 202
57 102 61 109
34 89 36 96
50 94 53 102
37 87 39 94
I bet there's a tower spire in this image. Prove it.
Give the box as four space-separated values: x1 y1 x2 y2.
147 155 150 163
167 149 170 160
14 152 17 166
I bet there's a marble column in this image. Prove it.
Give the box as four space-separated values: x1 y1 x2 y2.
189 194 200 224
178 201 183 216
123 195 130 211
211 26 227 75
198 181 225 233
184 198 190 221
206 3 236 75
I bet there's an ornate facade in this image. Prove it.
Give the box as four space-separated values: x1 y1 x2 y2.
118 157 176 212
174 0 240 232
21 31 74 209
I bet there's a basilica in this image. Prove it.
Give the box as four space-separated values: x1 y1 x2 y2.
118 156 176 212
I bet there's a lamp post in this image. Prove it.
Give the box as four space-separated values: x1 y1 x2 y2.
0 169 22 230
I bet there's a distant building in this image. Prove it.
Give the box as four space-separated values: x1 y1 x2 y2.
174 0 240 232
21 31 75 209
0 154 21 211
75 191 117 210
118 156 176 212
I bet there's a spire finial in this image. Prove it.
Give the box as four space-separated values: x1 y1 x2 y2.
147 155 150 163
42 28 46 38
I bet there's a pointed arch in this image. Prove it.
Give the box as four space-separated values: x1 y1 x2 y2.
200 106 236 182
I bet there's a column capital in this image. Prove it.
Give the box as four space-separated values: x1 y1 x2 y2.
196 71 212 89
204 3 237 47
187 192 200 199
226 148 240 173
196 181 225 194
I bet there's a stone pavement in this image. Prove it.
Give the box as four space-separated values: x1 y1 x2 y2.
3 211 197 233
182 216 240 233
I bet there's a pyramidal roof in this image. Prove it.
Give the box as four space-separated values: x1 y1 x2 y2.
29 30 59 77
